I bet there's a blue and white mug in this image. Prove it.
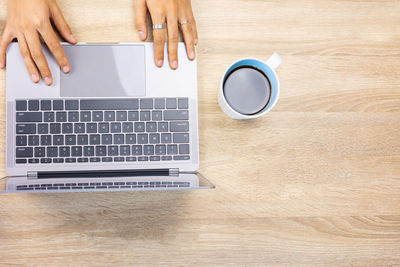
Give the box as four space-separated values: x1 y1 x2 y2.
218 53 282 119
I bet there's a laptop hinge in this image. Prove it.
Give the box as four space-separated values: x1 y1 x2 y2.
27 168 180 180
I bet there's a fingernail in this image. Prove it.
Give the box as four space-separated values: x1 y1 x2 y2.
31 74 39 82
194 38 198 45
172 60 178 69
70 34 77 43
157 60 163 67
62 65 70 73
139 30 145 40
190 51 195 60
0 62 4 68
44 77 52 85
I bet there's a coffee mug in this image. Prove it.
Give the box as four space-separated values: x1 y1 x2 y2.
218 53 282 119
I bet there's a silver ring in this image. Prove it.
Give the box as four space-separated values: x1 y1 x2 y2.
152 24 165 30
179 20 190 26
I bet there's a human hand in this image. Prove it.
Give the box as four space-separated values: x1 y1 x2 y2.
134 0 198 69
0 0 77 85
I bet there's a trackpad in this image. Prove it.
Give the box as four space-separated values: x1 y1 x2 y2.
60 45 146 97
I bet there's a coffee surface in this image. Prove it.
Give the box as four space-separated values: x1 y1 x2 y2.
223 66 271 115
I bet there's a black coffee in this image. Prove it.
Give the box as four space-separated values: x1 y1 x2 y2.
223 66 271 115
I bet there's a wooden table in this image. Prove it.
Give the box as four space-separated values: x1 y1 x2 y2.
1 0 399 265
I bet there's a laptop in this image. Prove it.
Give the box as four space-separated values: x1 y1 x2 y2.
1 42 214 193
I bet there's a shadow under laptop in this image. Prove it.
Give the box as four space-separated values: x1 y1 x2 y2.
24 190 190 240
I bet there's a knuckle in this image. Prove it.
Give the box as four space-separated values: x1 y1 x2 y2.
31 50 42 61
20 50 30 59
154 38 165 46
169 32 179 42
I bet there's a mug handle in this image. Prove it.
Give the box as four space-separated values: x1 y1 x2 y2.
266 52 282 70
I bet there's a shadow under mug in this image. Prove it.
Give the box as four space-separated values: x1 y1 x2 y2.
218 53 282 119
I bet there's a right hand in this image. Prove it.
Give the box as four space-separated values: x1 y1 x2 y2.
0 0 77 85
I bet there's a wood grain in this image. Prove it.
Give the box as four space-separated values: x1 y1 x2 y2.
0 0 400 265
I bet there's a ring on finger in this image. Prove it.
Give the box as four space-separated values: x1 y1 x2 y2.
179 20 190 27
152 24 166 30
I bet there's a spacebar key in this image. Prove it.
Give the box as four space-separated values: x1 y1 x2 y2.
81 99 139 110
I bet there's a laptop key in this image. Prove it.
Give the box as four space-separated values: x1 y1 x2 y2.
116 111 127 121
137 134 148 144
178 98 189 109
138 156 148 161
16 112 42 122
114 157 124 162
16 159 27 164
34 147 45 157
108 146 118 156
150 156 160 161
29 135 39 146
96 146 107 156
72 123 84 133
120 145 130 156
140 111 150 121
53 135 64 145
167 144 178 155
89 134 100 145
164 110 189 120
179 144 190 154
66 158 76 163
152 110 162 121
38 123 49 134
68 111 79 122
102 157 112 162
174 155 190 160
71 146 83 157
41 158 52 163
158 122 168 132
81 111 91 122
161 133 171 143
78 158 89 163
132 145 142 155
144 145 154 155
154 98 165 109
40 100 51 111
146 122 157 132
170 121 189 132
53 100 64 110
162 156 172 161
166 98 177 109
173 133 189 143
86 123 97 133
134 122 145 132
16 124 36 134
16 136 27 146
84 146 95 156
16 147 33 157
47 147 58 157
102 134 112 144
111 123 121 133
128 111 139 121
59 147 70 157
81 99 139 110
105 111 115 121
126 156 136 161
53 158 64 163
40 135 52 146
114 134 124 144
122 122 133 132
44 112 55 122
65 100 79 110
56 112 67 122
155 144 166 155
90 157 100 162
149 133 160 144
16 100 27 111
126 134 136 144
99 123 109 133
50 123 61 134
28 100 39 111
92 111 103 121
62 123 73 134
65 135 76 145
77 135 88 145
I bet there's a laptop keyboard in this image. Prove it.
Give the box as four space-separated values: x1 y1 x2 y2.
14 98 191 164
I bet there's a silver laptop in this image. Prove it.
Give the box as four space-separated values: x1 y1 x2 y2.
1 42 214 193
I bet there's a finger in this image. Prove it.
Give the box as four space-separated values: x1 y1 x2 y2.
133 0 148 40
0 28 14 68
179 21 195 60
185 0 198 44
24 29 52 85
39 24 70 73
15 33 40 83
167 8 179 69
150 14 166 67
49 1 77 44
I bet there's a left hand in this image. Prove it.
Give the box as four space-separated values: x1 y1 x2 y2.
134 0 198 69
